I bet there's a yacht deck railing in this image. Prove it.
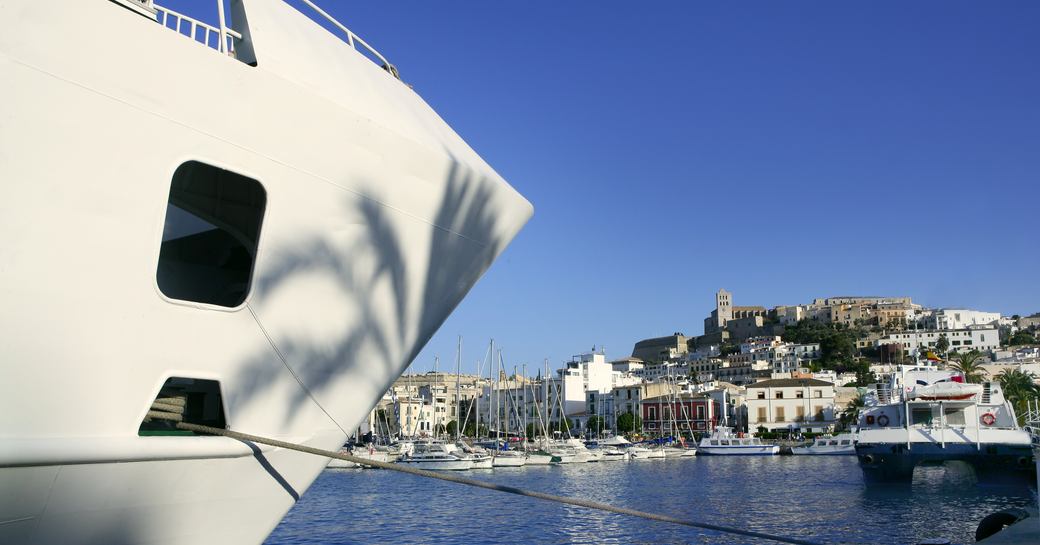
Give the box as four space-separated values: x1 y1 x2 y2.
149 0 400 79
154 2 240 56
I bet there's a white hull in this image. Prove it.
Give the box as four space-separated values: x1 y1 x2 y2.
628 448 653 460
492 454 527 467
327 449 361 468
790 446 856 455
0 1 530 544
550 452 577 464
395 459 473 471
524 453 554 465
698 445 779 456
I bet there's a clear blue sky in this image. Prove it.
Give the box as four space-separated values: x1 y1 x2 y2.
173 1 1040 373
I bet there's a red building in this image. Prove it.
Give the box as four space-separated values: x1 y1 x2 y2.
640 394 720 434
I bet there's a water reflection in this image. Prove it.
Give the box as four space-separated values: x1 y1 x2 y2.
271 457 1034 545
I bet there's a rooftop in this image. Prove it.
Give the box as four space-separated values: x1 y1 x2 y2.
746 378 834 389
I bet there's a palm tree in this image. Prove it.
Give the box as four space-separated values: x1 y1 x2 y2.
839 393 866 431
949 350 986 383
997 368 1039 424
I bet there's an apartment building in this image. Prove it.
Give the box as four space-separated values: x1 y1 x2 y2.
746 378 837 433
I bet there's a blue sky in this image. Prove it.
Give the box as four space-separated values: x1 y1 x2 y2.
169 1 1040 373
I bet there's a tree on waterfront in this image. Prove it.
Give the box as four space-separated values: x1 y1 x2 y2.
839 393 865 431
997 368 1040 424
949 350 986 383
586 415 606 436
445 420 458 437
935 334 950 356
616 412 641 434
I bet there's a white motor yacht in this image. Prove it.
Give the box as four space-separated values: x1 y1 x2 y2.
791 433 856 455
698 427 779 455
491 449 527 468
396 443 473 471
451 442 493 469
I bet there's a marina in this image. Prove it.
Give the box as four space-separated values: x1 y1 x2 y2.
2 1 1038 544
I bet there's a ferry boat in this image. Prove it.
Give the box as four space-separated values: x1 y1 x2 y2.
0 1 531 544
790 433 856 455
697 427 779 455
855 365 1034 483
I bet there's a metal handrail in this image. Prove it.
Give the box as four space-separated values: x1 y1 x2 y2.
154 3 238 56
297 0 400 79
150 1 400 79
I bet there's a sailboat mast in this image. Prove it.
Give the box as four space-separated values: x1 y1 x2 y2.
455 336 462 442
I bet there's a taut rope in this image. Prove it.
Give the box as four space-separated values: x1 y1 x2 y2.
146 406 821 545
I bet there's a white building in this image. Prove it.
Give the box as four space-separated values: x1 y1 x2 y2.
878 327 999 357
746 378 837 432
559 351 631 416
923 309 1001 330
738 336 820 374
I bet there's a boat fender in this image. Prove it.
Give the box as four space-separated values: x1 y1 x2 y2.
877 415 889 427
862 454 875 465
980 413 996 426
975 508 1030 542
1017 456 1030 467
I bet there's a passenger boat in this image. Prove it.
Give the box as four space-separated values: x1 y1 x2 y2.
0 1 530 543
856 365 1034 483
697 427 779 456
790 433 856 455
396 443 473 471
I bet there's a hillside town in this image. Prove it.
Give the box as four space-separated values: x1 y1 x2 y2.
358 289 1040 442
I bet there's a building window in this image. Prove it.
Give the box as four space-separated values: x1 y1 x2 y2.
796 391 804 399
697 406 705 419
775 391 784 399
815 390 822 398
776 407 785 422
757 407 766 422
157 161 266 307
757 391 765 399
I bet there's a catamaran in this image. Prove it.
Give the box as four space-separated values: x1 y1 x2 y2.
0 1 531 543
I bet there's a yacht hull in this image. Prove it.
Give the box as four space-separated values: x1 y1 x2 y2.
856 442 1035 483
0 0 531 543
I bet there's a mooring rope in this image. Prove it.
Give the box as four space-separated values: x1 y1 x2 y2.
146 407 820 545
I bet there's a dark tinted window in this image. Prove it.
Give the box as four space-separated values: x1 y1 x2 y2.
157 161 265 307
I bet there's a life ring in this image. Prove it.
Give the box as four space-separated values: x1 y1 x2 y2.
981 413 996 426
877 415 890 427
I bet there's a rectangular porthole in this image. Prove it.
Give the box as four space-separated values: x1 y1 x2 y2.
157 161 266 307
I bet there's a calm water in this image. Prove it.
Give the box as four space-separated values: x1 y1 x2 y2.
265 456 1035 545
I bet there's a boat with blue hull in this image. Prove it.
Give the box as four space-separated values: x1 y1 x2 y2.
856 365 1035 484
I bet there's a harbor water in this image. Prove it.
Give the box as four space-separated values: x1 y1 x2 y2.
265 456 1034 545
